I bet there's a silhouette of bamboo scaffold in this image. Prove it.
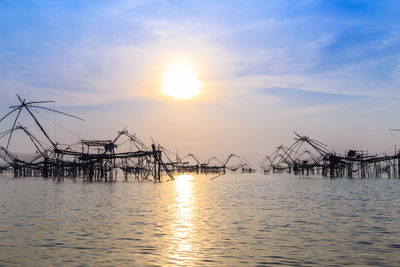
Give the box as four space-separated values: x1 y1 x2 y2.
0 96 174 182
261 132 400 178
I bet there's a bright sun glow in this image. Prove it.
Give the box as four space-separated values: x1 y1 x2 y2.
162 62 201 99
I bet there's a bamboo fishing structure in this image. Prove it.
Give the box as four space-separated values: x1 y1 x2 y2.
3 97 399 180
0 96 175 182
160 147 255 175
260 132 400 178
0 96 254 181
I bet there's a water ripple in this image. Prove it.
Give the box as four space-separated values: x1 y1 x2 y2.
0 174 400 266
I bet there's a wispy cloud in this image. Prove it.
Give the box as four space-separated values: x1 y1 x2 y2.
2 0 400 105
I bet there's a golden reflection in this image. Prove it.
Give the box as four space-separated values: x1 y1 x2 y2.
168 174 196 263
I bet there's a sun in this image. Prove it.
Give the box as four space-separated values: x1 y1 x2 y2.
162 61 201 99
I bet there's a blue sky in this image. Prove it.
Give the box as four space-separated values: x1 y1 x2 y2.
1 0 400 162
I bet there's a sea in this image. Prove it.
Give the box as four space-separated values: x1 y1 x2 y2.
0 173 400 266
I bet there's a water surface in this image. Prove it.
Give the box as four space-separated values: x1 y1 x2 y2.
1 173 400 266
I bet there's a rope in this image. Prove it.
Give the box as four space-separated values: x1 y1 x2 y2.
31 109 82 140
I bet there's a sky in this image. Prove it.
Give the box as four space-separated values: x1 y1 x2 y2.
1 0 400 165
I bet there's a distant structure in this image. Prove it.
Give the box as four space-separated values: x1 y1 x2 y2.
165 152 254 174
260 132 400 178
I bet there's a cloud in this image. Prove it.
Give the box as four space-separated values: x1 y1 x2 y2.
1 1 400 115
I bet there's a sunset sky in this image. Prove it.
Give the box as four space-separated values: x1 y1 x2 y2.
1 1 400 164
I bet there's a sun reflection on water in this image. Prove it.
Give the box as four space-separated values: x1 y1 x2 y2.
168 174 196 264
